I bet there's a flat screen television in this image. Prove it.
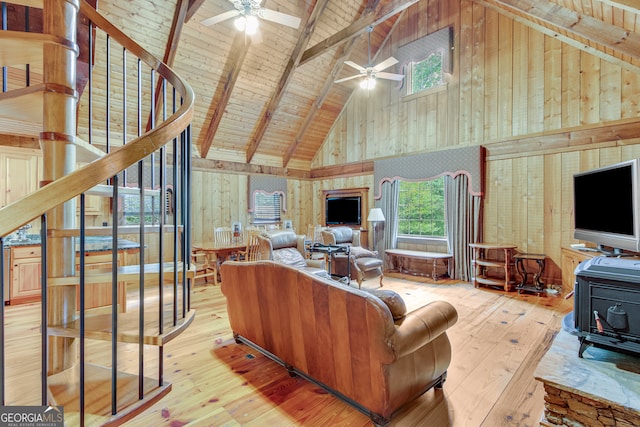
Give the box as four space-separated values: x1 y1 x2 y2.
325 196 361 226
573 158 640 254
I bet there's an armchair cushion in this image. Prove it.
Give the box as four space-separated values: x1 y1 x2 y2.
349 246 378 258
272 247 308 269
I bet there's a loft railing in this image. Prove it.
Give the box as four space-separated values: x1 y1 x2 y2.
0 0 194 424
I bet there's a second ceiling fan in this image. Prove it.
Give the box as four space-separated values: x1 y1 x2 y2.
335 26 404 90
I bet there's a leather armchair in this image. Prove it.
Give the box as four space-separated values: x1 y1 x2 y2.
322 226 383 288
257 230 328 277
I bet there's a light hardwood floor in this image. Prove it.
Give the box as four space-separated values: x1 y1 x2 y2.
3 273 573 426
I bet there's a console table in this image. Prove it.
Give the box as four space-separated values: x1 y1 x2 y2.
469 243 516 291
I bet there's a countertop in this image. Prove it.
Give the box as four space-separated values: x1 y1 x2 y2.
4 235 140 252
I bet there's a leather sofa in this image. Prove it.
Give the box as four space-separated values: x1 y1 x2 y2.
220 260 458 426
322 226 384 287
256 229 328 277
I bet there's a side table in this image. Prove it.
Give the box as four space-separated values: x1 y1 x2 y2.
308 243 351 282
469 243 517 291
513 253 546 294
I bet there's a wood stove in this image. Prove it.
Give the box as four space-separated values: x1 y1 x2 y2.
574 256 640 358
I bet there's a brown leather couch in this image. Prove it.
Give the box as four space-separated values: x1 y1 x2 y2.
220 260 458 426
322 226 384 287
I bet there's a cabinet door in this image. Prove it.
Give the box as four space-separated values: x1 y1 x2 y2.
1 148 41 207
11 257 42 304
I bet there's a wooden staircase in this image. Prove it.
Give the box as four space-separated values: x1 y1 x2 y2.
0 0 195 425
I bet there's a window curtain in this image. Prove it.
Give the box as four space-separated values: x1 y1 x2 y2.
378 180 399 269
444 174 482 280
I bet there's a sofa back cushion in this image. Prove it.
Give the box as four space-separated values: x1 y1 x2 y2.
272 247 308 269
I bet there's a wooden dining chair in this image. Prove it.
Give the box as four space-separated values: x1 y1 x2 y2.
241 232 263 262
191 247 216 284
214 227 234 246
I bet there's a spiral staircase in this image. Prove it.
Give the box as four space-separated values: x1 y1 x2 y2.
0 0 195 425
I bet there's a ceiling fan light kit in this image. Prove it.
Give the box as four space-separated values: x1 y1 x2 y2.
202 0 301 34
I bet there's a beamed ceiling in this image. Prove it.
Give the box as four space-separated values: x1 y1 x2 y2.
9 0 640 172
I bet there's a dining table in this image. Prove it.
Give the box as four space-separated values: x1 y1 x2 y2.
193 240 247 285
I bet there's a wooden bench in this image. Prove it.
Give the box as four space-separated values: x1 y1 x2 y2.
385 249 452 281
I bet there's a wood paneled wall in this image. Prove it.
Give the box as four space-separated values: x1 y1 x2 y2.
187 0 640 286
308 0 640 285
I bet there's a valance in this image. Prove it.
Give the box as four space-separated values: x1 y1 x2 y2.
373 146 485 199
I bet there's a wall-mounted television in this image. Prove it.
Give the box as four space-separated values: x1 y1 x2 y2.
573 158 640 254
325 196 361 226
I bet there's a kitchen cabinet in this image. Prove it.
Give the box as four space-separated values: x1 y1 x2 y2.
0 147 41 209
10 245 42 304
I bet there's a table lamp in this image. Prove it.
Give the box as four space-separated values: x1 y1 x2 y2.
368 208 385 253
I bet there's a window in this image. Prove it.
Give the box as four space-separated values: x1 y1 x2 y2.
406 50 445 96
397 178 446 238
253 192 282 224
122 193 161 225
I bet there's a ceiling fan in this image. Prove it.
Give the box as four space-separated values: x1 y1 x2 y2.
201 0 301 35
335 26 404 90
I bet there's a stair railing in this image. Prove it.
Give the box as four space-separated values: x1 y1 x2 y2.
0 0 195 424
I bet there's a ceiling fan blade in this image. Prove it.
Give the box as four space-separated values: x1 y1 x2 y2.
344 61 366 72
373 56 399 72
376 72 404 81
201 9 241 27
334 75 362 84
259 8 301 29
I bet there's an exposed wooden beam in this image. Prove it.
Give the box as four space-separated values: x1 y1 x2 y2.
476 0 640 74
598 0 639 14
485 117 640 160
299 0 419 66
481 0 640 60
199 33 251 159
282 37 359 167
245 0 330 164
185 0 206 23
146 0 189 132
310 161 374 179
283 8 405 167
192 157 311 179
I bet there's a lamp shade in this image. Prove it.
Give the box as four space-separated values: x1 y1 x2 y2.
368 208 385 222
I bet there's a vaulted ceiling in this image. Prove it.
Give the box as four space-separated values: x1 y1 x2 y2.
12 0 640 171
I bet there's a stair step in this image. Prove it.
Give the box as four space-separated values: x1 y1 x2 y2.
48 307 196 346
5 0 42 8
48 363 171 426
0 30 49 67
0 84 43 126
86 184 161 197
48 224 184 237
47 262 195 286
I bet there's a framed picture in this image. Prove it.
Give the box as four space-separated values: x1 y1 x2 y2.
283 220 293 230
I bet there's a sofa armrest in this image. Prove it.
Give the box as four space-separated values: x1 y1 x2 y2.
390 300 458 358
306 259 326 269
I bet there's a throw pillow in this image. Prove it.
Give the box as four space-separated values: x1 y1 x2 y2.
349 246 377 258
272 247 308 269
366 288 407 320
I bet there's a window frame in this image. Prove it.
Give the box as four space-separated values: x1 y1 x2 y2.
396 177 447 241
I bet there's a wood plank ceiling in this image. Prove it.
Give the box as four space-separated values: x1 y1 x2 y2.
10 0 640 171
